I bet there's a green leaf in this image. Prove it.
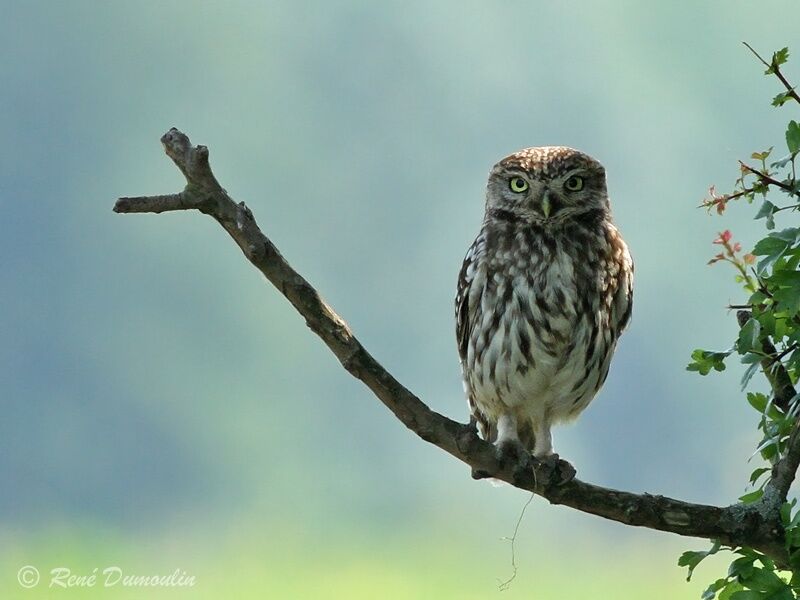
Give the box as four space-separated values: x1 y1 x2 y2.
740 352 763 365
747 393 768 413
772 228 800 242
781 503 792 526
752 179 770 196
738 319 762 354
772 90 796 107
773 286 800 318
774 317 788 342
786 120 800 154
719 582 744 600
757 554 775 572
755 200 777 230
753 236 789 256
678 551 705 581
765 269 800 316
739 489 764 504
771 153 794 169
788 529 800 553
752 149 773 161
768 269 800 285
740 355 762 390
703 578 730 600
761 441 779 461
750 467 771 486
729 591 766 600
756 311 776 338
780 500 797 526
687 349 731 375
738 566 787 593
729 555 757 579
766 47 790 74
679 541 721 581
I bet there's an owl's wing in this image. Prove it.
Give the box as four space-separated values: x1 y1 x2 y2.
611 240 634 335
455 238 496 441
455 240 478 364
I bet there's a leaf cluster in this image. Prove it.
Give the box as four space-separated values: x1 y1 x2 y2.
683 46 800 599
681 541 795 600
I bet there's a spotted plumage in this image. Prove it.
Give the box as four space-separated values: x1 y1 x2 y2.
455 147 633 459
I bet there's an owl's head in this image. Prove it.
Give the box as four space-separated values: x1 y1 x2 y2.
485 147 609 225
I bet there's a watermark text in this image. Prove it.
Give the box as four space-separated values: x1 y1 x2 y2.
17 565 196 589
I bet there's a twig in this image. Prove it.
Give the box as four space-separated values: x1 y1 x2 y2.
700 187 755 210
498 492 534 591
743 42 800 105
739 162 799 198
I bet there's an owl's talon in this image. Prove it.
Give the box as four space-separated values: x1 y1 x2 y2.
553 456 576 484
533 453 576 485
495 440 532 479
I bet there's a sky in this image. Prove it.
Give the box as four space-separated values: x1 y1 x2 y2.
2 1 800 598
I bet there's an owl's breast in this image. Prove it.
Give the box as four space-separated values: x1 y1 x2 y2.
463 230 606 420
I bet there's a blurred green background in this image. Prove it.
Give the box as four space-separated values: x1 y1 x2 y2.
2 1 799 597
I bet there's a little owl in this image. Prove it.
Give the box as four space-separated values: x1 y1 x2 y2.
455 146 633 468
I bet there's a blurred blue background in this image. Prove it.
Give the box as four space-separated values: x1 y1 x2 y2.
2 1 799 597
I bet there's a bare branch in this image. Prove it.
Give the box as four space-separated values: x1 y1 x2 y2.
114 193 188 214
115 128 788 562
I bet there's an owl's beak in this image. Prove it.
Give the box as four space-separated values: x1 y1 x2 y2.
540 191 552 219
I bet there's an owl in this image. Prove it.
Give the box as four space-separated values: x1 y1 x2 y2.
455 147 633 466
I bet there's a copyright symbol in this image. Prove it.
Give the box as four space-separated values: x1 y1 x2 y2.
17 565 40 588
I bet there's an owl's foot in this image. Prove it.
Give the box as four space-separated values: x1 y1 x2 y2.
534 453 576 485
496 439 534 480
470 440 532 480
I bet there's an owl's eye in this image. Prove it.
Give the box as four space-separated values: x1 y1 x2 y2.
564 175 584 192
509 177 529 193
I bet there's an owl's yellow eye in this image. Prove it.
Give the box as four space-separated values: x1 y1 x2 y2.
509 177 529 193
564 175 584 192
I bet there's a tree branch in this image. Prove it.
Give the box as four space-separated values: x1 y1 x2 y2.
115 128 788 561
